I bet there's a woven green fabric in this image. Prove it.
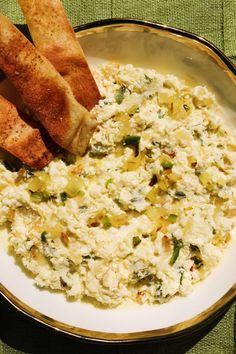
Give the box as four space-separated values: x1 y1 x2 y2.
0 0 235 353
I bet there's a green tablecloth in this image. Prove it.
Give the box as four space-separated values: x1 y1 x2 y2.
0 0 235 353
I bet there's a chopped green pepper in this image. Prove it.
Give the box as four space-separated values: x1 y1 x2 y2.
174 191 186 199
68 259 77 273
183 104 190 112
30 191 50 203
160 155 174 170
133 236 141 247
122 135 141 157
168 214 178 222
191 255 203 268
105 178 114 188
144 74 152 83
89 145 109 158
149 174 158 186
190 244 200 253
62 152 76 165
169 236 183 265
60 192 68 202
145 148 153 158
41 231 47 243
102 215 112 229
115 85 127 104
162 161 173 169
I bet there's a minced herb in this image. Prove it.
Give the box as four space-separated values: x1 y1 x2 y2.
180 270 184 285
155 279 163 298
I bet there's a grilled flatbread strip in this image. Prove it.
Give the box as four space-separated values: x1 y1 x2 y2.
0 14 97 155
18 0 101 111
0 95 53 169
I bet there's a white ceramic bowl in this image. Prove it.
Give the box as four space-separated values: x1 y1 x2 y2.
0 19 235 343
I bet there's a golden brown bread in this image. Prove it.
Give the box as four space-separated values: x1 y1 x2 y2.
0 14 97 155
0 95 53 169
18 0 101 111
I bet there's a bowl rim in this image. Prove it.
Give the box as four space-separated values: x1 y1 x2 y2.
73 18 236 77
0 18 235 344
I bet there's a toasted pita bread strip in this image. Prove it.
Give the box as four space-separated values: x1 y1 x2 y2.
0 95 53 169
18 0 101 111
0 14 97 155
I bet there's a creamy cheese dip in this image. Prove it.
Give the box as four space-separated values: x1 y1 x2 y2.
1 64 236 307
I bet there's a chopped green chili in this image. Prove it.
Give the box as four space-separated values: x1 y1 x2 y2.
174 191 186 199
133 236 141 247
105 178 114 188
149 174 158 186
30 191 50 203
62 152 76 165
169 236 183 265
168 214 178 222
60 192 68 202
122 135 141 157
191 255 203 268
115 85 127 104
89 145 109 158
190 244 200 253
144 74 152 84
183 104 190 112
102 215 112 229
41 231 47 243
